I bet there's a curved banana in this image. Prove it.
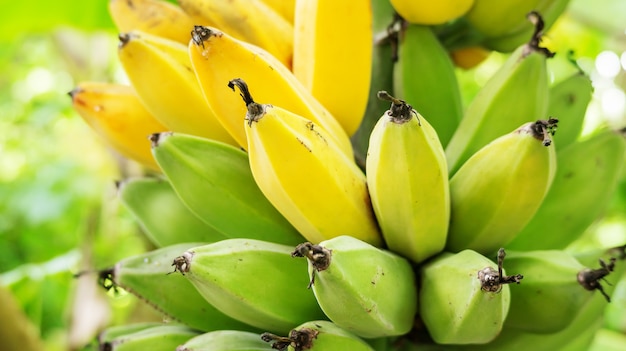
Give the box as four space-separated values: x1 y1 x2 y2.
170 239 326 334
104 242 254 332
506 128 626 251
419 249 521 345
230 79 382 246
445 12 553 176
446 119 557 255
366 92 449 263
98 324 199 351
150 132 304 246
261 320 375 351
390 0 474 25
188 26 353 157
502 250 592 333
108 0 196 44
176 330 269 351
177 0 293 68
465 0 543 39
482 0 572 52
292 0 372 137
69 81 165 171
117 30 237 146
292 236 418 338
548 67 593 151
393 24 463 147
117 177 227 247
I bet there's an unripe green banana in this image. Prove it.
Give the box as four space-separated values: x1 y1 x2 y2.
419 249 522 344
292 235 418 338
506 128 626 251
548 67 593 151
261 320 375 351
464 0 543 39
171 239 326 334
150 132 304 246
393 24 463 147
445 12 553 176
117 177 227 248
98 324 199 351
351 0 397 168
446 119 557 255
603 269 626 333
97 322 163 342
483 0 572 52
176 330 269 351
502 250 594 333
103 242 253 332
366 92 449 263
589 328 626 351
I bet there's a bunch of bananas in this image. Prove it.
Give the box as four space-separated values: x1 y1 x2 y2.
71 0 626 350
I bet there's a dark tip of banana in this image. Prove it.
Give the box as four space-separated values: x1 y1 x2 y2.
170 251 194 275
118 32 135 48
525 11 555 58
191 25 220 49
148 131 172 148
577 257 616 302
67 87 82 99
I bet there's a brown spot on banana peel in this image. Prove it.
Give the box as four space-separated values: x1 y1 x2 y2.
292 242 332 288
478 248 523 293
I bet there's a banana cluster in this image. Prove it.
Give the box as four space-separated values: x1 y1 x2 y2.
72 0 626 350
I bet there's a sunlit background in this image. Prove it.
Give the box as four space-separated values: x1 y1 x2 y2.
0 0 625 350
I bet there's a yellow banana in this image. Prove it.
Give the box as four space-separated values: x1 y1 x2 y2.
230 78 382 247
108 0 196 44
177 0 293 68
446 119 558 255
292 0 372 136
188 26 353 157
260 0 296 24
117 30 237 147
366 92 449 263
69 81 166 171
389 0 475 25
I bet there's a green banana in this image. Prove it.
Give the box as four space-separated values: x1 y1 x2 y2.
150 132 304 246
483 0 572 52
176 330 269 351
393 24 463 147
418 249 522 345
366 92 449 264
261 320 375 351
292 235 418 338
445 12 553 176
102 242 254 332
589 328 626 351
117 177 227 248
98 324 200 351
446 119 557 255
464 0 543 39
351 0 397 168
548 67 593 151
502 250 595 333
506 128 626 251
97 322 163 343
603 269 626 333
170 239 326 334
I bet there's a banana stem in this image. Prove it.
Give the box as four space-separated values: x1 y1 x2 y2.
228 78 266 126
261 328 319 351
377 91 420 125
478 248 524 293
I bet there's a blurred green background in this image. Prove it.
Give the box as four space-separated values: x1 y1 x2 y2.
0 0 624 350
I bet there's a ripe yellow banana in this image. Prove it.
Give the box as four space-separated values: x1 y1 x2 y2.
292 0 372 137
177 0 293 68
389 0 475 25
366 92 449 263
108 0 196 44
117 30 237 146
260 0 295 24
189 26 353 157
69 81 166 171
446 119 558 255
231 79 382 246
